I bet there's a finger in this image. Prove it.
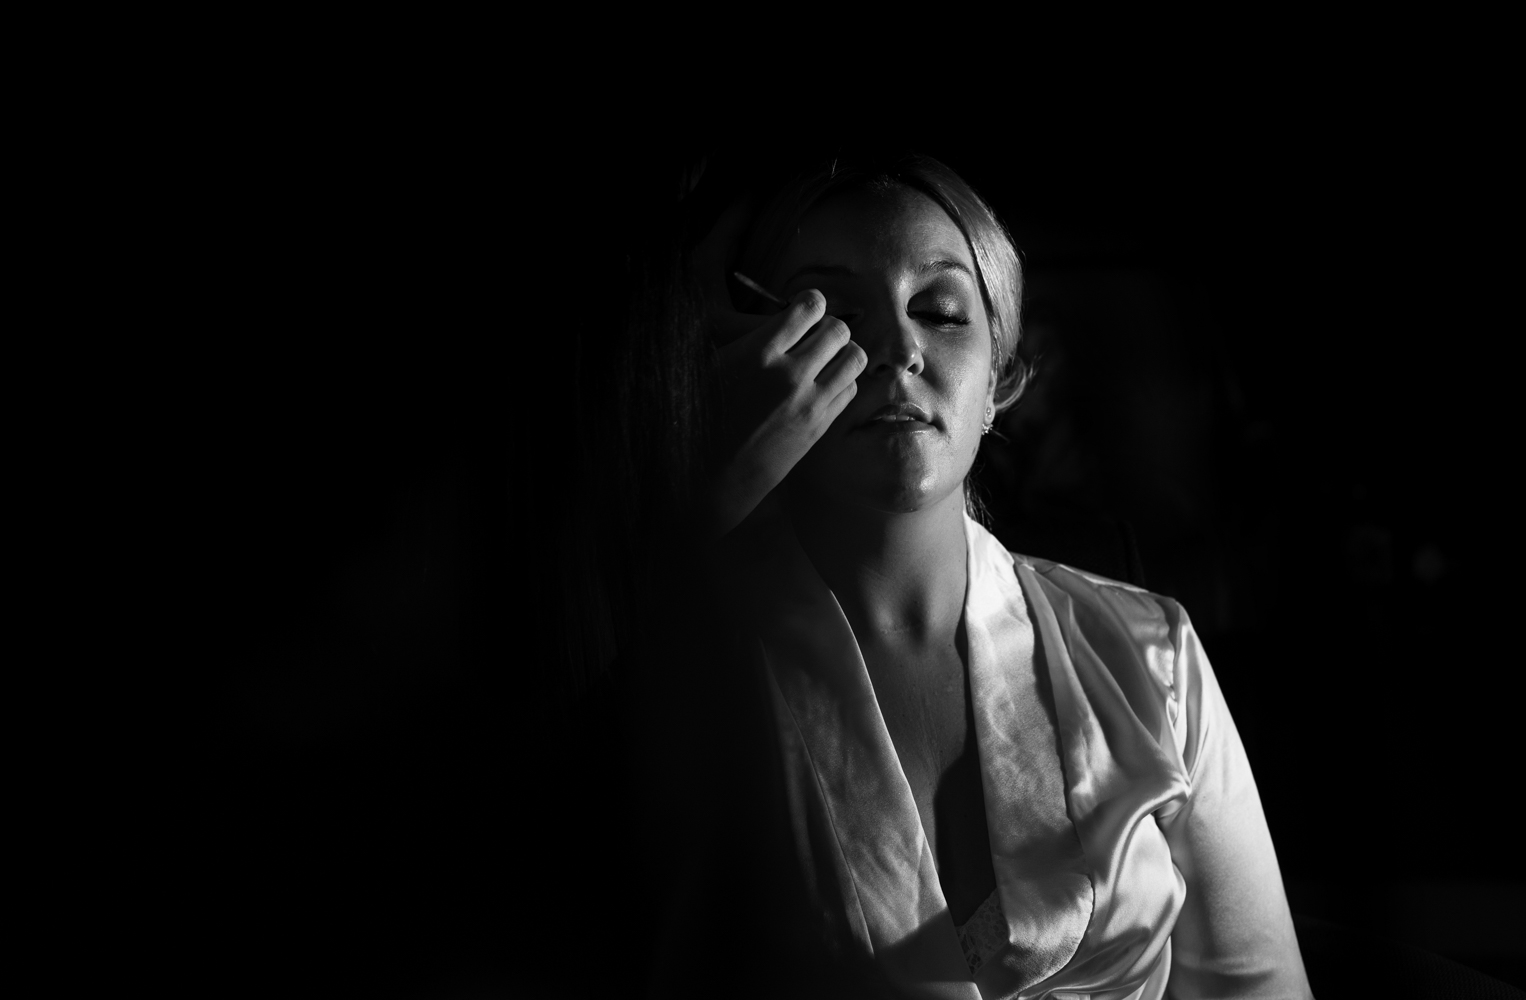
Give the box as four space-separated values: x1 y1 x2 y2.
763 289 827 356
819 373 859 424
814 338 868 390
716 286 822 353
789 314 853 375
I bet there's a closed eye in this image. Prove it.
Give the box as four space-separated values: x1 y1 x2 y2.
915 310 970 327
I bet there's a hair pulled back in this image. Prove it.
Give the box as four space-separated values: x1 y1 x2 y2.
727 152 1032 414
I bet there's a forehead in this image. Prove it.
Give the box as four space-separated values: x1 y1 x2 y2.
777 185 974 277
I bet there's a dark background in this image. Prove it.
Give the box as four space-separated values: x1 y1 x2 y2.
199 81 1522 996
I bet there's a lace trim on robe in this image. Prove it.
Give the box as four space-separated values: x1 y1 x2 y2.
955 888 1007 975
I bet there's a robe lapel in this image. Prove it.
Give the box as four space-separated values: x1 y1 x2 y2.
962 518 1094 996
717 499 977 998
1010 556 1187 992
715 505 1182 998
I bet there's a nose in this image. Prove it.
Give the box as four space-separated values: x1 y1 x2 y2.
859 312 924 379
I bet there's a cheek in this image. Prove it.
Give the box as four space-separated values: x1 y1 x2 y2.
933 345 993 428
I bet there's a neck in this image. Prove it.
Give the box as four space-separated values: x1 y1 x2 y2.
783 483 970 648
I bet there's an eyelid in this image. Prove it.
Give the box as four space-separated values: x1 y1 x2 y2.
912 287 969 308
914 309 970 327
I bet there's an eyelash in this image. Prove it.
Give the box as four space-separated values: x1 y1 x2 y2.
826 308 970 327
917 310 969 327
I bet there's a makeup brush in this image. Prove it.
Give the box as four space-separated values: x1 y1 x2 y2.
733 272 790 311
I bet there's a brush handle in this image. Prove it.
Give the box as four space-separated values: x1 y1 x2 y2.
732 271 790 309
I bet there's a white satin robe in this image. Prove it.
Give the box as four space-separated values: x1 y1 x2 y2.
718 502 1313 999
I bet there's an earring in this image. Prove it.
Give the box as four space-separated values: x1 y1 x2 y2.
981 404 995 436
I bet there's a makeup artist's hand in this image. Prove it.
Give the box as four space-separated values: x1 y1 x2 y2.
704 289 867 539
689 200 866 539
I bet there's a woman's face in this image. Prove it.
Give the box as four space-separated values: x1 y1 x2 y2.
773 185 995 514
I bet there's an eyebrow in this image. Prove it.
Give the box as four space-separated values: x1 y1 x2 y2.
916 258 975 279
784 258 975 285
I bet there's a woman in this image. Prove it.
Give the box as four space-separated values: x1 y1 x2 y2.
684 151 1313 998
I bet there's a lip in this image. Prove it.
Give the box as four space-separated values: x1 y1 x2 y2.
860 402 937 430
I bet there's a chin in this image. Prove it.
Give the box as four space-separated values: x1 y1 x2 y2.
874 473 941 512
795 441 970 514
839 466 960 515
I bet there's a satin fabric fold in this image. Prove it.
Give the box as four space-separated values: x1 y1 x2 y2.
720 497 975 999
713 500 1309 998
1004 556 1185 998
962 521 1096 997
